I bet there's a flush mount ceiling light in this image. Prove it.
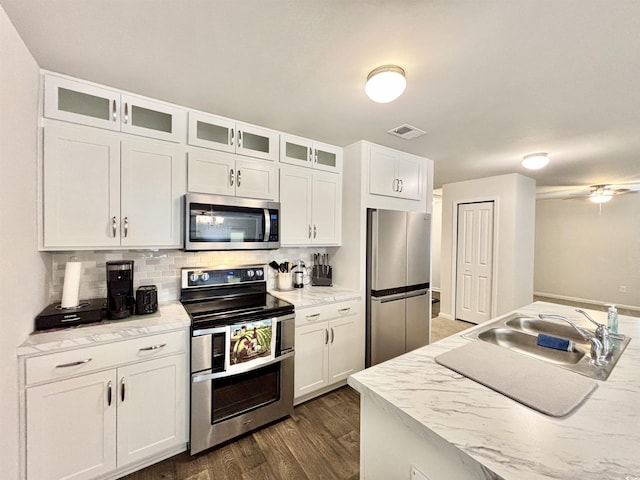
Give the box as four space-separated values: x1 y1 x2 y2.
521 152 550 170
589 185 613 203
365 65 406 103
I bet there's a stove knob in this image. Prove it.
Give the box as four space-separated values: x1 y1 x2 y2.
256 269 263 277
201 272 210 282
189 273 200 283
246 270 255 278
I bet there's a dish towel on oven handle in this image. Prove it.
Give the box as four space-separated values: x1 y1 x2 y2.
226 318 276 372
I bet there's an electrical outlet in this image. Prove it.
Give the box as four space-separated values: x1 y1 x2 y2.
410 465 430 480
619 285 627 293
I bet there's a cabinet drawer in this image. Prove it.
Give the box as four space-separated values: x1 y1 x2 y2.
296 299 360 327
26 330 186 386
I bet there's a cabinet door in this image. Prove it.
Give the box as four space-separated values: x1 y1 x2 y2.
187 111 236 153
187 149 235 196
280 134 313 168
311 171 341 245
44 75 120 131
120 138 185 248
116 355 186 468
43 122 121 248
312 141 343 173
26 370 117 480
120 94 186 143
396 153 422 200
235 157 278 200
369 145 398 198
294 323 329 398
280 166 312 245
236 122 279 161
328 315 359 383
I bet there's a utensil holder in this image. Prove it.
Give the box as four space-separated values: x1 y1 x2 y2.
277 272 293 291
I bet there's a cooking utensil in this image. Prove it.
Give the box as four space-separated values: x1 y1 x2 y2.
269 261 280 271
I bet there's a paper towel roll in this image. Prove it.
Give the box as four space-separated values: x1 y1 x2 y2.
61 261 82 308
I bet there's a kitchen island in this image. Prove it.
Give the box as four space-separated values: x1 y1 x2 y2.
348 302 639 480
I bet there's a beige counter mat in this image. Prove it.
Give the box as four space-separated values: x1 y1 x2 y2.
435 341 598 417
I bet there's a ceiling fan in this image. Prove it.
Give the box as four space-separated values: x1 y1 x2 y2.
537 182 640 202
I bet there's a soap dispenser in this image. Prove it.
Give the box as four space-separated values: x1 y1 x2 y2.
606 304 618 334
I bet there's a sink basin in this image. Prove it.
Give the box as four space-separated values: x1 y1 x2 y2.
463 313 631 380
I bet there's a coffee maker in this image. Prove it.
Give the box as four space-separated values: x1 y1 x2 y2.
106 260 134 319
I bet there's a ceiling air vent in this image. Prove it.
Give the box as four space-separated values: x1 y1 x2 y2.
387 124 426 140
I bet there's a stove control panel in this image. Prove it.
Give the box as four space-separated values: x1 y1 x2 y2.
182 266 265 288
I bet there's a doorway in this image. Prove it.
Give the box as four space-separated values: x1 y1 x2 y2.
455 201 494 324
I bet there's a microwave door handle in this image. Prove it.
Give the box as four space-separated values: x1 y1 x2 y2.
263 209 271 241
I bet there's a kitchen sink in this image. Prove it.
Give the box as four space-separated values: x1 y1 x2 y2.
463 313 631 380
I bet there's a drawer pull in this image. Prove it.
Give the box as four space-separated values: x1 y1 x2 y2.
55 358 92 368
139 343 167 351
338 307 351 314
306 313 321 320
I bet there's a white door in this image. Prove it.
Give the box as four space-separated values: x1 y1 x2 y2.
280 166 312 245
43 122 121 248
116 355 186 468
455 202 494 324
328 316 358 382
235 157 278 200
396 153 422 200
369 145 398 198
311 171 341 245
294 323 329 398
187 149 235 196
26 370 117 480
120 94 186 143
120 138 185 248
187 111 236 153
235 122 279 161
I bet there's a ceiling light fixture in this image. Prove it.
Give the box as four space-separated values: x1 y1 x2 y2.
521 152 550 170
589 186 613 203
365 65 406 103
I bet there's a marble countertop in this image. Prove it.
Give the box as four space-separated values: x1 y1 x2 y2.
268 285 361 308
348 301 640 480
17 301 190 356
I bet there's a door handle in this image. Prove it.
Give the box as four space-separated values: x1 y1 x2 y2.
111 99 117 122
308 225 312 238
325 328 329 345
230 128 234 146
238 130 243 148
330 327 334 344
123 217 128 238
399 179 403 192
313 225 317 239
237 169 241 187
107 381 112 406
120 377 126 402
230 168 234 187
123 102 129 124
111 216 117 237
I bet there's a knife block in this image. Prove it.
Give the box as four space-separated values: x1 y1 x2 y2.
311 265 332 286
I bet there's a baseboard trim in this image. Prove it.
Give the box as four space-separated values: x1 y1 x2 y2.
534 291 640 313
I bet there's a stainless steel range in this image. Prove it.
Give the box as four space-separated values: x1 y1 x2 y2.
180 265 295 455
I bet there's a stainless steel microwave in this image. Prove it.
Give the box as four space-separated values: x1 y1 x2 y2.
184 193 280 251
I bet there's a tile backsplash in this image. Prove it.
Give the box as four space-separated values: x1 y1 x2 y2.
49 247 331 305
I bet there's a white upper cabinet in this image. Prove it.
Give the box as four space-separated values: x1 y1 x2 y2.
43 121 185 250
280 134 343 173
44 75 186 143
187 111 279 161
187 148 277 200
369 144 423 201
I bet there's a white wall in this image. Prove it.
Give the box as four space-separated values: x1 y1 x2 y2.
0 6 47 479
535 195 640 309
440 173 536 320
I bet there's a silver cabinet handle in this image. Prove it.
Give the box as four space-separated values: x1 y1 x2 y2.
308 148 313 163
306 313 321 320
393 179 398 192
230 168 234 187
314 148 318 164
399 179 403 192
313 225 317 239
56 358 92 368
330 327 335 344
112 216 117 237
111 99 117 122
107 380 112 406
308 225 312 238
123 217 128 238
123 102 129 124
120 377 126 402
325 328 329 345
338 307 351 314
230 128 234 146
238 130 243 148
139 343 167 351
237 169 241 187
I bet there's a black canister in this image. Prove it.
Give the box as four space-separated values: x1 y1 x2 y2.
136 285 158 315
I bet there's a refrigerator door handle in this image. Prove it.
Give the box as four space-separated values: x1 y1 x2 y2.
372 289 428 303
405 289 429 299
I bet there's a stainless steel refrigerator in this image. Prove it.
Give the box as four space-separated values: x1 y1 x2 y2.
366 209 431 367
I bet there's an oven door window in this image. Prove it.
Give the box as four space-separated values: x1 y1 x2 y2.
211 362 280 424
190 203 265 243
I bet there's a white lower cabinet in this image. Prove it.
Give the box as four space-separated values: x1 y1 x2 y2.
24 331 187 480
294 299 363 403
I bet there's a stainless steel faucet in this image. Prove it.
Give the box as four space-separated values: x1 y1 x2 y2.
538 312 609 366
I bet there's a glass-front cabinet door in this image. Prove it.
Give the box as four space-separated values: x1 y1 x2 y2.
120 94 185 143
312 141 342 173
280 134 342 173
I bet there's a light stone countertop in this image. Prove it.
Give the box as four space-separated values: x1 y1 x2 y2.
17 301 190 356
348 301 640 480
268 285 361 308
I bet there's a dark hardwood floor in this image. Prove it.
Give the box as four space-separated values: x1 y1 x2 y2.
120 386 360 480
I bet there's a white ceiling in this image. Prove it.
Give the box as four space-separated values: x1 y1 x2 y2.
2 0 640 190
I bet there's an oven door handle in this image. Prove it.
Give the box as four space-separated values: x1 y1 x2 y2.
192 325 228 337
192 351 295 383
